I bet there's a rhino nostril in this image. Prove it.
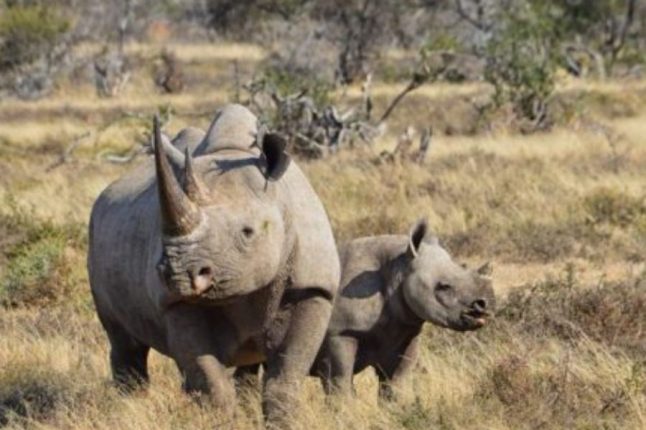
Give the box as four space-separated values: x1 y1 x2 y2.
471 299 487 312
198 266 212 278
191 266 213 293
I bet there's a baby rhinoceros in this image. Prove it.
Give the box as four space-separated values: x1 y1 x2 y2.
311 218 495 399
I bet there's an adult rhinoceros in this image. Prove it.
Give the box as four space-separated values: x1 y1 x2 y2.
88 104 340 423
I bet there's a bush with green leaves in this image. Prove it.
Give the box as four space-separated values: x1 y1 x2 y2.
0 199 86 308
484 3 558 128
0 4 70 72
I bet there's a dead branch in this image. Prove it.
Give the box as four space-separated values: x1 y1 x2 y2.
99 143 149 164
378 80 417 125
241 62 433 158
45 131 92 172
415 127 432 164
378 62 438 124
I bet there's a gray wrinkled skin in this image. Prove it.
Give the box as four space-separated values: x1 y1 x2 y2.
88 104 340 424
311 219 495 399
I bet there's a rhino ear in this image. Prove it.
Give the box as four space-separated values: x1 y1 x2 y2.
262 133 291 181
476 262 493 277
407 218 428 258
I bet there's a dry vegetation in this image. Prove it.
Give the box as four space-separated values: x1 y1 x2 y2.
0 43 645 429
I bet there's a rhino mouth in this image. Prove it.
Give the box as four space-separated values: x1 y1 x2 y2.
459 308 491 328
163 277 240 306
189 278 236 300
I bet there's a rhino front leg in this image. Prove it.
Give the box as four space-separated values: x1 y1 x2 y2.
166 307 237 416
317 335 357 396
262 291 333 427
98 314 150 392
377 336 420 401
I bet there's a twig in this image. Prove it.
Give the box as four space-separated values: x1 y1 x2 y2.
45 131 92 172
99 144 148 164
378 81 417 124
416 127 432 164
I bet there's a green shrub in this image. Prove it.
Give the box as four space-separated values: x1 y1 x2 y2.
0 199 86 308
0 4 70 71
484 3 557 127
421 34 461 54
262 66 332 108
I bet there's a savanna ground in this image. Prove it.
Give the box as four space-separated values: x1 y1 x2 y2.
0 43 644 429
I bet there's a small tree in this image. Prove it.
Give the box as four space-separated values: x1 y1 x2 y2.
0 3 72 98
484 3 557 130
311 0 419 84
0 4 70 72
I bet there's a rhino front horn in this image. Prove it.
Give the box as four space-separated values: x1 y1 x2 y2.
153 115 201 236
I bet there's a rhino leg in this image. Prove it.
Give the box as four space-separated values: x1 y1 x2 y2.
165 306 237 414
317 335 357 396
100 316 150 391
376 336 420 401
262 291 333 427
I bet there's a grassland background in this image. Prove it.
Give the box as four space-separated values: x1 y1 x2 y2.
0 43 644 429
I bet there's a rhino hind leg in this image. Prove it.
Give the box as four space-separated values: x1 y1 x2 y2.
102 318 150 392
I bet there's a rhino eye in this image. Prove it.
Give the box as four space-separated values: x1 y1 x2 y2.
435 282 452 292
241 226 255 238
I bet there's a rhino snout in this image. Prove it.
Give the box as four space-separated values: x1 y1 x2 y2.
189 266 215 295
460 297 493 328
470 298 489 315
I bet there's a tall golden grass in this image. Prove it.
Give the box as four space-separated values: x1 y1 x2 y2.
0 43 644 429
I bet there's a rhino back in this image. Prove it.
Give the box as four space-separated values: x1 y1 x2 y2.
327 235 408 334
172 127 206 154
196 104 259 155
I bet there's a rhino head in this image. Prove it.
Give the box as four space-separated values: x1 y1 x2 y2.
401 219 495 331
152 116 291 304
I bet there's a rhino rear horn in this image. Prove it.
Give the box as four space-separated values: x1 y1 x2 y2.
262 133 291 181
153 115 201 236
183 147 209 203
159 133 185 167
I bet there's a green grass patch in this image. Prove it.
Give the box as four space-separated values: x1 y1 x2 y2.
0 197 87 308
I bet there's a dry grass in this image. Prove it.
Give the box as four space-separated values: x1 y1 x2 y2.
0 272 643 429
0 42 645 429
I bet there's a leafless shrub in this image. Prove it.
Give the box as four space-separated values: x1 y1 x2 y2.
500 266 646 356
0 3 74 99
154 49 184 94
93 49 131 98
379 126 433 165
